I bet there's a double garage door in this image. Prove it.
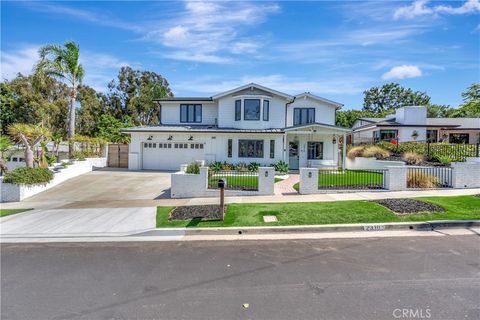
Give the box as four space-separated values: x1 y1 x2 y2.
142 142 205 171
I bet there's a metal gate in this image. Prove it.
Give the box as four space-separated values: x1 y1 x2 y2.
108 144 129 168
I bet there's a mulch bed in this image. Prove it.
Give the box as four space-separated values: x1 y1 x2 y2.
474 194 480 198
384 155 447 167
169 205 223 221
372 198 445 215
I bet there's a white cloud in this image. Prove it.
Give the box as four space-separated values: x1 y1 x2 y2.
382 65 423 79
0 45 38 80
394 0 480 20
145 0 279 63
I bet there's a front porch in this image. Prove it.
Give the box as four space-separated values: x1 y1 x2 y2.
283 123 350 170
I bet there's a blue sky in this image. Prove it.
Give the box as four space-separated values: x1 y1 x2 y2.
1 0 479 110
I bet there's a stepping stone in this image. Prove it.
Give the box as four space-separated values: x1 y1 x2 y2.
263 215 278 223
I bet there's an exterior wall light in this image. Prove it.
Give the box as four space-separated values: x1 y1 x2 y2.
188 136 193 141
308 171 312 178
265 171 269 177
332 135 337 144
167 136 173 140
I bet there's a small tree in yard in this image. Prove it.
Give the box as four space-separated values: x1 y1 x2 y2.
8 124 51 168
0 136 13 175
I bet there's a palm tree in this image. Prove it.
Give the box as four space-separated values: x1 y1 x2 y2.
8 124 51 168
36 41 84 157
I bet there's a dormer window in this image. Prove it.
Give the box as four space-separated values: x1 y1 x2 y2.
293 108 315 125
244 99 260 120
180 104 202 123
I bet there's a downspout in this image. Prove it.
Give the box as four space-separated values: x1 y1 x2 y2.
284 97 296 163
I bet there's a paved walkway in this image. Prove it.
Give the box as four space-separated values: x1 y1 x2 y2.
274 174 299 195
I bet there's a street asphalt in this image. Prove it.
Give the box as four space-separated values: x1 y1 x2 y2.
1 236 479 320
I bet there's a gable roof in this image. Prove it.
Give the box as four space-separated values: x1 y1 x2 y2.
294 92 343 109
212 83 294 100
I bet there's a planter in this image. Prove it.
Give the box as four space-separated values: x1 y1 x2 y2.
346 157 405 170
1 158 107 202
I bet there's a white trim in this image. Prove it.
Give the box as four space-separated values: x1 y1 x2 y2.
294 92 343 109
212 83 293 100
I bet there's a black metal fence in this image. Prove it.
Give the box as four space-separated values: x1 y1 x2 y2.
318 169 387 190
406 167 452 189
207 170 259 191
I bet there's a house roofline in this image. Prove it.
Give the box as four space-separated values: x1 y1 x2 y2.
212 83 294 100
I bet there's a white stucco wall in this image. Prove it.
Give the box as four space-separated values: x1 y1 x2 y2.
395 106 427 125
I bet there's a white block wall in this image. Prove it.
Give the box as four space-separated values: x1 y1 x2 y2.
384 166 407 191
1 158 107 202
346 157 405 170
452 161 480 188
170 167 275 198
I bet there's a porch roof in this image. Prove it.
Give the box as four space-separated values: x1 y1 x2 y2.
284 122 351 133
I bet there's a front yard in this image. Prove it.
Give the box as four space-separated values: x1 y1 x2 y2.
207 175 283 188
156 195 480 228
293 170 384 191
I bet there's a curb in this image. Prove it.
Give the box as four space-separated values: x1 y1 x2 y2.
137 220 480 237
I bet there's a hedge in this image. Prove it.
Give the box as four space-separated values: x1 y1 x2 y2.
3 167 54 185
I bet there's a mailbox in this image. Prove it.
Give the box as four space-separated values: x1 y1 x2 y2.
218 179 226 189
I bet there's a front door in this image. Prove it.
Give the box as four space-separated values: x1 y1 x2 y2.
289 141 299 170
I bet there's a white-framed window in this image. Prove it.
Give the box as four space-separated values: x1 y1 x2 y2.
239 140 264 158
180 104 202 123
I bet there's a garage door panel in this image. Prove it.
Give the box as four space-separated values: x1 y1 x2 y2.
142 142 205 170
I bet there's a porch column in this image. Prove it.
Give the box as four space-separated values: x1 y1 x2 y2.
283 132 287 162
342 133 346 170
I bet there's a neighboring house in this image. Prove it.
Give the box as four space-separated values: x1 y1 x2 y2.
351 106 480 144
122 83 350 171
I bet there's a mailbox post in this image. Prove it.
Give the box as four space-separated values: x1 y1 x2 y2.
218 179 226 219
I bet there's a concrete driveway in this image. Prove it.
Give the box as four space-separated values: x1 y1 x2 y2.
5 168 174 209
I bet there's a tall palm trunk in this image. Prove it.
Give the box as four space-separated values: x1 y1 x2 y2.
68 79 76 158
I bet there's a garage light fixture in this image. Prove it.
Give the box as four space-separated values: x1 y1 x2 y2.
188 136 193 141
147 136 153 140
167 136 173 140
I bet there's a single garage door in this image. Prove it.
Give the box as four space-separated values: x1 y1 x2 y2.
142 142 205 170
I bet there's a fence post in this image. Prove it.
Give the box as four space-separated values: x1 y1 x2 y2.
476 143 479 157
258 167 275 195
299 168 318 194
385 166 407 191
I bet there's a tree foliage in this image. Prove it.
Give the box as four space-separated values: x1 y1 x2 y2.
97 114 133 143
105 66 173 125
363 83 431 113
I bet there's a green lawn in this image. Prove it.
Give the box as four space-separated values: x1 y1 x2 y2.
156 195 480 228
293 170 384 191
0 208 33 217
208 175 283 188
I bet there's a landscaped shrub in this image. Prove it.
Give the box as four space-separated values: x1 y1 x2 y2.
407 172 439 188
221 162 234 171
209 161 222 173
435 155 452 166
362 145 391 159
347 146 365 160
72 151 86 161
185 162 200 174
247 162 260 172
235 162 248 172
3 167 54 185
402 151 424 165
274 160 289 174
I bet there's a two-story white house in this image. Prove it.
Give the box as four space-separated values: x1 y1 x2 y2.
122 83 350 171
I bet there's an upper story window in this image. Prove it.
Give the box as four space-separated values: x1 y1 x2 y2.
244 99 260 120
293 108 315 126
180 104 202 123
235 100 241 121
263 100 269 121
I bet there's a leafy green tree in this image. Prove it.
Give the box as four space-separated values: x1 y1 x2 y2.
77 85 107 136
1 75 70 134
97 114 133 143
0 83 17 135
37 41 84 156
426 104 453 118
0 136 14 175
363 83 430 113
106 66 173 125
450 84 480 118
